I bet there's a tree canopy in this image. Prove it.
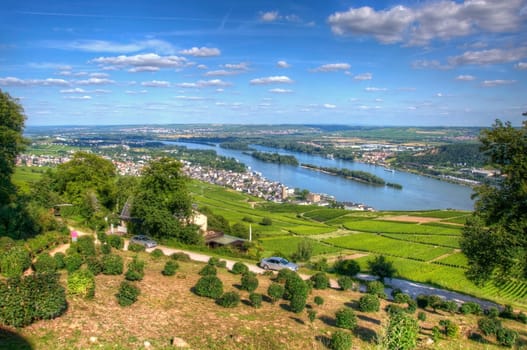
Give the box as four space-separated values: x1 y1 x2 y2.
461 118 527 284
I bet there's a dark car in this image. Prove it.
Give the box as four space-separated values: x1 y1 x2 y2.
130 235 157 248
259 256 298 271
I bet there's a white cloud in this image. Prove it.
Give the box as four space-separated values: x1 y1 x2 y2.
261 11 280 22
277 60 291 68
179 47 221 57
311 63 351 72
448 48 527 66
176 79 230 88
481 79 516 87
175 95 204 100
128 66 160 73
141 80 171 87
269 88 293 94
365 87 387 92
323 103 337 109
197 64 208 70
77 78 115 85
43 39 176 54
64 95 92 100
328 1 525 45
250 76 293 85
223 62 249 70
354 72 372 80
456 74 476 81
514 62 527 70
412 59 451 70
60 88 87 93
204 70 238 76
90 72 109 78
0 77 70 86
91 53 188 71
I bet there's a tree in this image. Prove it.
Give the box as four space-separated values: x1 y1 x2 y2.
368 255 396 282
291 239 313 262
129 157 197 243
460 118 527 283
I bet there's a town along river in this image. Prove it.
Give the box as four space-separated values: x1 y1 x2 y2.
167 141 474 211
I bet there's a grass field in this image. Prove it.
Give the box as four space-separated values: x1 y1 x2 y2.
259 236 341 257
340 220 462 235
382 233 460 249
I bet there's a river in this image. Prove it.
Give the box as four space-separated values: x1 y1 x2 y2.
169 141 475 211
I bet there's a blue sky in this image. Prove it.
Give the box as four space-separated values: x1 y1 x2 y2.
1 0 526 126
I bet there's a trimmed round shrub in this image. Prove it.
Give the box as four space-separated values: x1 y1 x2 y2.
268 283 285 303
86 256 103 275
275 268 295 283
67 268 95 299
249 292 262 308
290 292 308 313
394 293 411 304
440 319 459 338
478 317 502 336
231 261 249 275
150 248 165 259
125 257 145 281
106 235 124 250
77 236 96 257
162 260 179 276
217 260 227 268
194 275 223 299
335 308 357 330
406 300 417 314
417 311 426 321
97 231 107 244
439 300 458 313
337 276 353 291
308 309 317 323
64 253 83 273
485 307 499 318
0 246 31 277
459 301 483 315
310 272 329 290
359 294 380 312
330 330 352 350
240 272 259 292
53 252 66 269
127 242 146 253
208 256 221 266
496 327 518 347
386 304 405 316
171 252 191 261
217 291 240 308
333 259 360 277
366 280 386 298
117 281 140 306
102 254 123 275
314 295 324 306
199 264 217 276
33 253 57 273
100 243 111 254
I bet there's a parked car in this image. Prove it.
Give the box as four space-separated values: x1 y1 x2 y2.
130 235 157 248
259 256 298 271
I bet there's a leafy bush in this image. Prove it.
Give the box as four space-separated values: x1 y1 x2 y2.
485 307 499 318
275 268 295 283
0 246 31 277
308 309 317 323
117 281 140 306
199 264 217 276
162 260 179 276
0 273 67 327
439 319 459 338
381 312 419 350
335 308 357 330
33 253 57 273
231 261 249 275
366 280 386 298
359 294 380 312
53 252 66 269
106 235 123 250
459 302 482 315
406 300 417 314
478 317 502 336
518 312 527 324
368 255 396 281
330 330 352 350
100 243 111 254
417 311 426 321
416 294 429 309
150 248 165 259
291 239 313 262
102 254 123 275
386 304 405 316
312 257 329 272
67 269 95 299
284 273 307 300
217 291 240 308
333 259 360 277
337 276 353 291
394 293 411 304
240 272 259 292
194 275 223 299
290 293 308 313
499 305 516 320
127 242 146 253
76 236 96 257
171 252 191 261
496 327 518 347
314 295 324 306
249 292 262 308
125 257 145 281
64 253 83 273
267 283 285 303
260 217 272 226
208 256 221 266
85 256 103 275
97 231 107 243
310 272 329 290
438 300 458 314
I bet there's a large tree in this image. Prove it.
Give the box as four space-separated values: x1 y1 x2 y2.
460 118 527 284
129 157 199 244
